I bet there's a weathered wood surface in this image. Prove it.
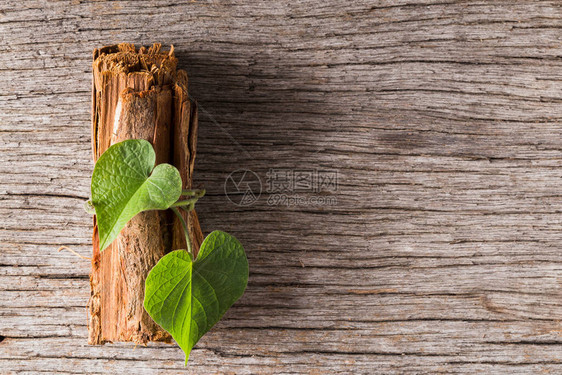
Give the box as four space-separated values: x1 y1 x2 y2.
1 1 561 374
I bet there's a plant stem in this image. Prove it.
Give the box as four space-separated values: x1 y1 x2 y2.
179 204 195 214
181 189 205 198
171 207 192 256
170 197 199 207
170 189 204 256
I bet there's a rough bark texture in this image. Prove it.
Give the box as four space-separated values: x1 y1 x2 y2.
1 1 562 374
89 43 202 345
172 72 204 252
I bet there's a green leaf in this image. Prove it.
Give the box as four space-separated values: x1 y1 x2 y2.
144 231 249 363
91 139 182 251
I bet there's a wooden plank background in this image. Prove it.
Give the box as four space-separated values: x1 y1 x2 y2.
1 1 561 373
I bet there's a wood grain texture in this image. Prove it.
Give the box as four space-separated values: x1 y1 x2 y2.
0 0 561 373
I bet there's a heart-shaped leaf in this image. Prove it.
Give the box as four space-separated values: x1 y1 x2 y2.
144 231 249 363
91 139 182 251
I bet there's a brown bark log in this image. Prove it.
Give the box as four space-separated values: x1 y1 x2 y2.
89 43 203 345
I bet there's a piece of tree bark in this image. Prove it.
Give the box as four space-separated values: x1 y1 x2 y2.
89 43 203 345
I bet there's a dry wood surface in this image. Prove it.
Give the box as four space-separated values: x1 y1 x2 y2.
1 1 561 374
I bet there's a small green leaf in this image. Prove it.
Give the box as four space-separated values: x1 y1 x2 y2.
91 139 182 251
83 199 96 215
144 231 249 363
